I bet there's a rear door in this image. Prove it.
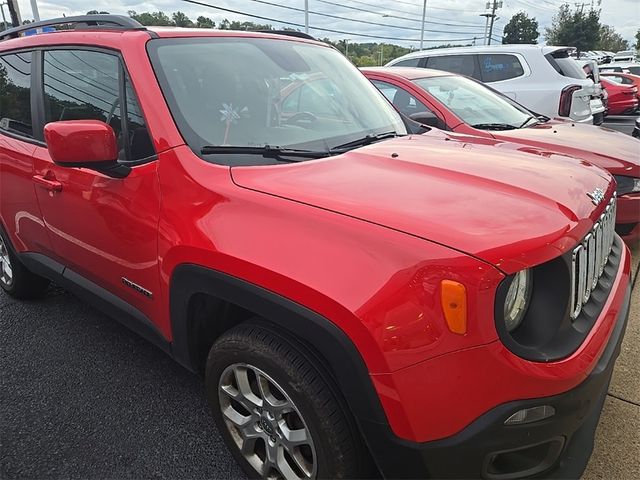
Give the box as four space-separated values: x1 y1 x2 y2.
0 50 53 255
30 47 162 321
425 54 481 80
476 53 526 101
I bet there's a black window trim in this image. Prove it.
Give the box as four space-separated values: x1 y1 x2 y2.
0 43 157 166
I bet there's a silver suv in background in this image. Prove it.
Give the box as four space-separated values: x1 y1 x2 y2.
386 45 605 124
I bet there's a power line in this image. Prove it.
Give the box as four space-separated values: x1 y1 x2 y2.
312 0 484 28
508 0 557 12
181 0 480 43
243 0 486 34
383 0 483 13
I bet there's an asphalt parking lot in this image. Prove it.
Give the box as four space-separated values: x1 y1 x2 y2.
1 119 638 480
603 115 637 136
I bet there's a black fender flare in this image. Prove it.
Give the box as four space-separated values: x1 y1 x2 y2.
169 263 389 427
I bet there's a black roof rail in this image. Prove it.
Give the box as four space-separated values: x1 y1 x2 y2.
254 30 316 41
0 15 145 41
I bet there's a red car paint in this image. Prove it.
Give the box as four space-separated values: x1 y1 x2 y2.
0 25 632 478
600 77 639 115
362 67 640 244
601 72 640 102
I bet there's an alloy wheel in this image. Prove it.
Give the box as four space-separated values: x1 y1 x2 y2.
0 235 13 288
218 363 317 479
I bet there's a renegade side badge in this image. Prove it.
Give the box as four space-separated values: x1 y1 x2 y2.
122 278 153 299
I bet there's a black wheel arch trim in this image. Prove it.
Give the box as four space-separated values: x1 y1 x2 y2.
169 263 390 429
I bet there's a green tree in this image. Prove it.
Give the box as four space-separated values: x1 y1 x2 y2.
128 11 174 26
196 16 215 29
545 4 600 54
502 12 539 44
597 25 628 51
172 11 194 28
218 20 273 31
635 29 640 49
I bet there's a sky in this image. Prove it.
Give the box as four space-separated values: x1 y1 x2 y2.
10 0 640 49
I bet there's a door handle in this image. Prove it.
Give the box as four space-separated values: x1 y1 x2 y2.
33 175 63 193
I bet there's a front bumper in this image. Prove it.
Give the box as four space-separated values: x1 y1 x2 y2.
362 242 631 479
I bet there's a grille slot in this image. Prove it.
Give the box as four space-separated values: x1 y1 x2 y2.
570 197 616 320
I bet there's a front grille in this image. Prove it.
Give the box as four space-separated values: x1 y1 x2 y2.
569 196 617 319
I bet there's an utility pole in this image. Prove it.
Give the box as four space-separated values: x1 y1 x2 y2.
419 0 427 50
482 1 502 45
304 0 309 34
7 0 20 27
480 13 490 45
30 0 40 21
1 3 8 29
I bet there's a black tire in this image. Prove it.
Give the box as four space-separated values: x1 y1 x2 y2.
205 321 372 479
0 226 50 299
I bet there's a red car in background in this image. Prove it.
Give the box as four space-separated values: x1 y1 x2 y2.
600 77 639 115
600 72 640 103
362 67 640 244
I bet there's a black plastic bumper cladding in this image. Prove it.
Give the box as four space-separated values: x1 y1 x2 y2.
494 235 623 362
362 283 630 479
169 264 391 428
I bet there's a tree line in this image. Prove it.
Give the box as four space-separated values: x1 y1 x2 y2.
3 7 637 64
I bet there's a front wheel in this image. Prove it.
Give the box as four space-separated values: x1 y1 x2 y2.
205 322 371 479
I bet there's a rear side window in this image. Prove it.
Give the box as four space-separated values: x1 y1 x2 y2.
545 52 587 80
392 58 422 67
43 49 154 161
426 55 479 79
627 66 640 75
0 52 33 138
478 54 524 82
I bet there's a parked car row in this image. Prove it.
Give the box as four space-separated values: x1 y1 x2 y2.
0 16 638 480
600 61 640 76
578 49 638 65
387 44 607 125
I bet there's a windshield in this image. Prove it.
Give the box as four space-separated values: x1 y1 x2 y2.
413 75 532 128
148 37 406 159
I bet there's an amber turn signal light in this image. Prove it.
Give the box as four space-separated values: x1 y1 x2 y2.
441 280 467 335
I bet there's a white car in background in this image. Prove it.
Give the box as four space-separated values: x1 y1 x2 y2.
386 44 605 124
612 50 637 63
600 62 640 76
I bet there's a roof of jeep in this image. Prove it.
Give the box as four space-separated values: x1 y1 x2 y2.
0 26 327 52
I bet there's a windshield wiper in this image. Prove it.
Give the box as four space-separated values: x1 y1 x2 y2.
470 123 518 131
517 115 540 129
331 131 401 152
200 145 330 161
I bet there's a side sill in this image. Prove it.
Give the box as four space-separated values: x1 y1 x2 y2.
19 252 170 355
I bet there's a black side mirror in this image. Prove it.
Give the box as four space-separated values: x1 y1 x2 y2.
409 111 446 130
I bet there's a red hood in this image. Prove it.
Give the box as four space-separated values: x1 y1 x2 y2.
495 121 640 177
231 134 614 273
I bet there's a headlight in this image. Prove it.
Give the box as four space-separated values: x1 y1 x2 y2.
614 175 640 195
503 269 532 332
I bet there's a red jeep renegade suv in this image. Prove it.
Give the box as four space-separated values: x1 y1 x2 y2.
0 16 632 480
